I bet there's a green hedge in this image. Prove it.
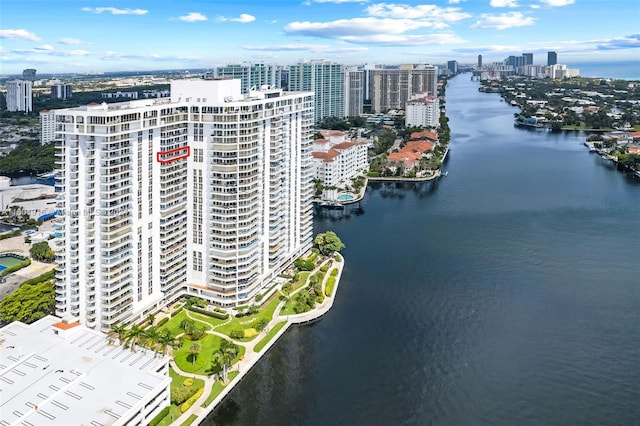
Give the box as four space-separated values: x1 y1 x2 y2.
0 258 31 277
149 406 171 426
330 268 338 276
157 317 169 327
325 276 336 297
180 387 204 413
171 307 184 318
20 269 55 286
188 306 228 320
0 230 20 241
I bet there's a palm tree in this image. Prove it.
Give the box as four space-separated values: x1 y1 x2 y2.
142 326 161 351
213 339 239 384
156 329 180 356
125 324 143 351
189 343 201 366
108 324 128 346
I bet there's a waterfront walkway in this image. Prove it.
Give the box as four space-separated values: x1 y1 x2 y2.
171 253 345 425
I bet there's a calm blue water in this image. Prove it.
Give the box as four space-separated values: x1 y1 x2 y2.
207 74 640 425
572 60 640 80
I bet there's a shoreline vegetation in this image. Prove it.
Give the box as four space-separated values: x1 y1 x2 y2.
100 233 347 426
477 74 640 177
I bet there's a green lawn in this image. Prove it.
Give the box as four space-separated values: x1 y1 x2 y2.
216 295 282 340
253 321 287 353
158 310 189 336
325 276 336 297
179 414 198 426
184 309 227 329
174 334 224 375
201 371 240 408
290 271 310 293
153 368 204 426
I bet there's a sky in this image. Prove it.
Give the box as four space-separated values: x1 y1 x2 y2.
0 0 639 74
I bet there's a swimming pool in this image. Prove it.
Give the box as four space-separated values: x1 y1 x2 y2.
336 193 355 202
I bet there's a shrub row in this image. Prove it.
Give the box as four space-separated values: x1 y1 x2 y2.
180 387 204 413
189 306 229 320
171 306 184 318
20 269 55 286
330 268 338 276
156 317 169 327
325 276 336 297
149 406 171 426
0 258 31 277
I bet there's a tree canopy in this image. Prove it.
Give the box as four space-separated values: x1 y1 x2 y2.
314 231 345 256
0 278 55 324
30 241 56 262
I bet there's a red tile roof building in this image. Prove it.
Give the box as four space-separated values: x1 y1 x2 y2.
313 129 368 189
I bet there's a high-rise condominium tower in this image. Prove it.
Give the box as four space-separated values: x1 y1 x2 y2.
369 64 438 113
478 55 483 68
288 60 344 123
52 79 315 331
344 67 364 117
214 63 282 94
548 51 557 66
6 80 33 112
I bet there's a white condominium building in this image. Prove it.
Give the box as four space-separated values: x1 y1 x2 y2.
52 79 314 331
344 67 364 118
288 60 345 124
6 79 33 112
40 109 57 145
405 93 440 129
214 63 283 94
312 130 368 190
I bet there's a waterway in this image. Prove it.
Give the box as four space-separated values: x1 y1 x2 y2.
207 74 640 425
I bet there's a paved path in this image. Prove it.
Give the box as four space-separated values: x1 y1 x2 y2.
170 253 345 425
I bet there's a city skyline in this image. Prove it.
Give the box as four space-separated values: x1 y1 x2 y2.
0 0 639 74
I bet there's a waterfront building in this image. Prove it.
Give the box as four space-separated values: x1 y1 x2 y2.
289 60 345 123
549 64 580 79
40 109 56 144
22 68 37 82
405 93 440 129
0 315 170 426
344 67 364 117
101 91 138 99
214 63 283 94
51 83 73 100
6 79 33 112
369 64 438 113
447 60 458 75
52 78 314 331
478 55 483 68
312 130 368 193
548 51 558 66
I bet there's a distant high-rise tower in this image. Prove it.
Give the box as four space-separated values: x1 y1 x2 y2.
51 83 73 100
523 53 533 66
6 80 33 112
289 60 345 123
447 60 458 74
344 67 364 117
22 69 36 82
478 55 483 68
214 63 282 94
369 64 438 113
547 51 557 66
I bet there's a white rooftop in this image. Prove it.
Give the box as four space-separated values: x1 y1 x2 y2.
0 316 169 426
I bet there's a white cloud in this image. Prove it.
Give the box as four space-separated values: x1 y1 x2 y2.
449 0 464 3
530 4 541 8
365 3 471 21
286 17 450 38
540 0 574 6
177 12 207 22
490 0 519 7
471 12 535 30
81 7 148 15
35 44 54 51
243 43 368 53
59 37 82 45
341 33 466 45
312 0 369 2
216 13 256 23
0 29 40 41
